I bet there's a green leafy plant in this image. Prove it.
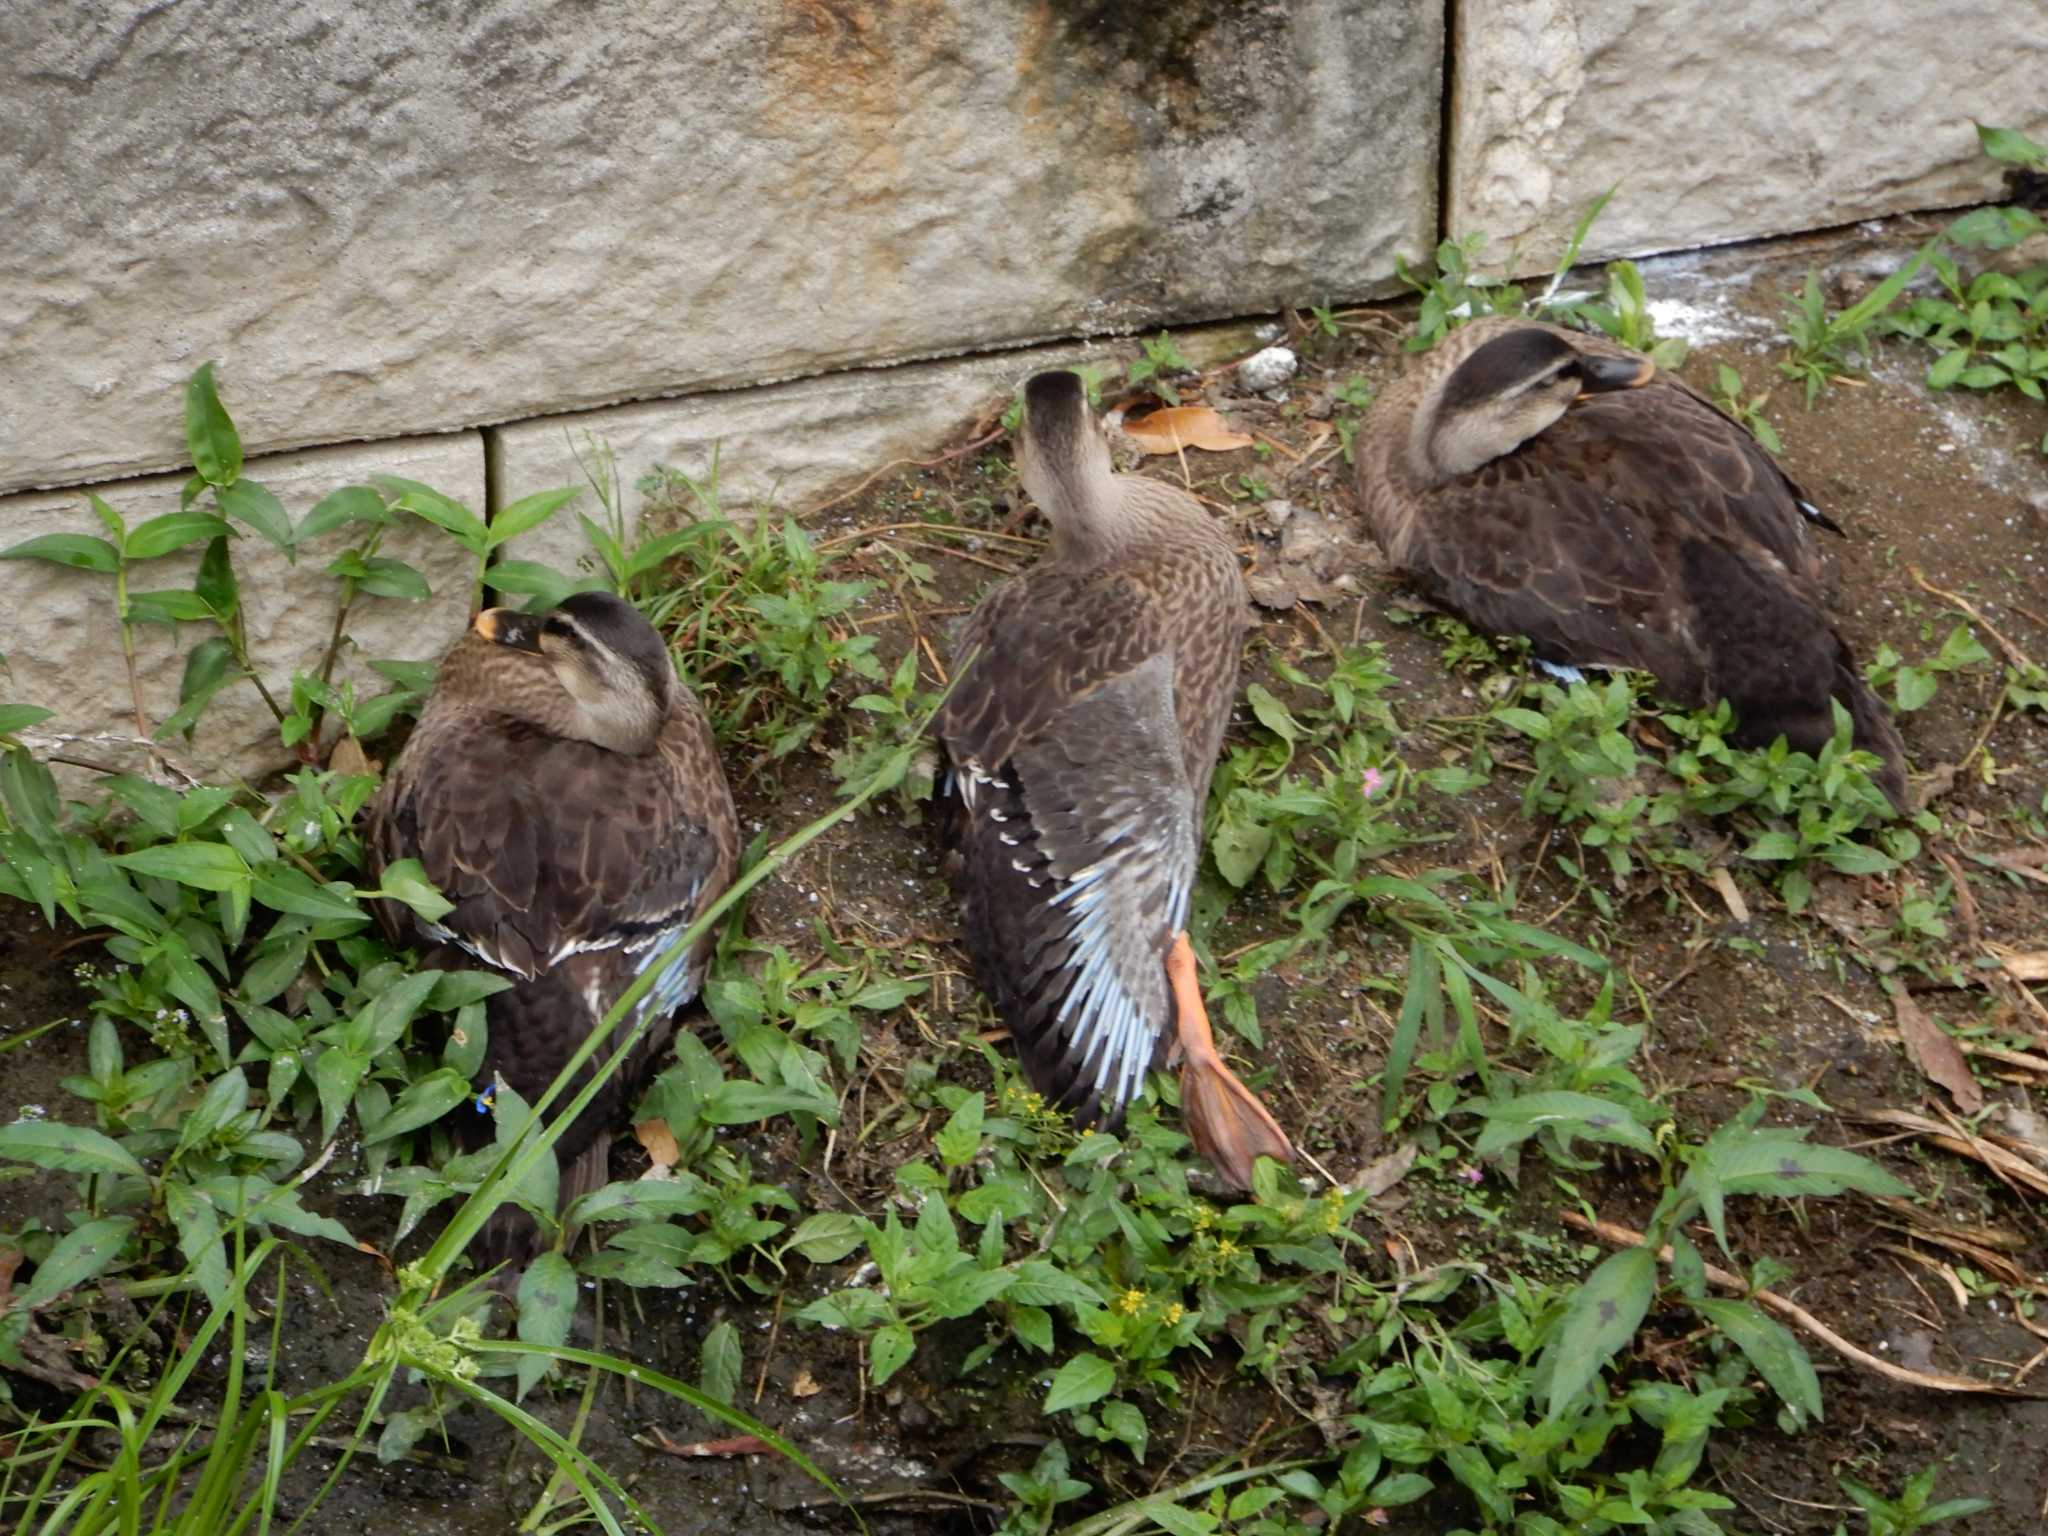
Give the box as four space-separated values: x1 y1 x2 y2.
1127 331 1195 404
1711 363 1784 454
1779 240 1936 403
1837 1463 1994 1536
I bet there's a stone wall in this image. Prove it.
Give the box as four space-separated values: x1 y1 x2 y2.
3 0 2042 783
1445 0 2048 271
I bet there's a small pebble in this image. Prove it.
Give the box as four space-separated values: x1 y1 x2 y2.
1237 345 1298 393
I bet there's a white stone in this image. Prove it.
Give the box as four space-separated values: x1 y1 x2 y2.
0 1 1442 496
1448 0 2048 269
1237 346 1299 392
493 325 1264 576
2 435 484 788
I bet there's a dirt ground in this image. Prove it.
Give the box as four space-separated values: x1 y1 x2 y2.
3 214 2045 1533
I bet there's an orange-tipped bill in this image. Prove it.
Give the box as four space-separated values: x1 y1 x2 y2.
1165 932 1294 1189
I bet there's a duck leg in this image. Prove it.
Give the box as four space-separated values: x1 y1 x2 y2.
1165 932 1295 1189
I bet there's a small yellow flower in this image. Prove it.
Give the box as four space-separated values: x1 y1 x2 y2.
1215 1238 1241 1261
1162 1302 1185 1326
1116 1287 1146 1315
1188 1205 1215 1231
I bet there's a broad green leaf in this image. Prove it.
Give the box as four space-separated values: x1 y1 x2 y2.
20 1217 136 1310
1976 122 2046 165
371 857 454 922
1693 1297 1822 1428
698 1319 742 1406
515 1251 577 1399
703 1080 837 1126
353 556 431 601
1472 1090 1657 1155
248 863 367 923
1703 1133 1909 1200
490 487 581 546
298 485 393 540
87 492 128 547
175 1066 250 1156
782 1211 866 1264
125 589 216 625
869 1322 916 1386
935 1092 986 1167
377 475 489 551
565 1177 715 1225
1926 347 1969 390
160 635 242 741
217 479 294 553
0 533 120 573
1368 1472 1435 1506
185 362 243 487
1043 1351 1117 1413
361 1068 472 1144
0 703 54 736
0 1120 146 1178
1545 1246 1656 1418
112 841 250 892
1100 1400 1149 1464
1245 684 1301 743
1009 1303 1054 1354
126 511 233 561
483 559 582 605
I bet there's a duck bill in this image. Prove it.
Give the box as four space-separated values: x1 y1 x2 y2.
1577 354 1657 394
473 607 544 652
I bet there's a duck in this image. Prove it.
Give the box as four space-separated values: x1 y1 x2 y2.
366 590 738 1255
1355 316 1907 808
936 370 1294 1189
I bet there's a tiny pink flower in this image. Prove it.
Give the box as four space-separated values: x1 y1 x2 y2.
1360 767 1386 799
1457 1165 1484 1185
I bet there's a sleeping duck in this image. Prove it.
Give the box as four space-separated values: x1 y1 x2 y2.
366 590 737 1255
937 371 1294 1189
1356 317 1907 807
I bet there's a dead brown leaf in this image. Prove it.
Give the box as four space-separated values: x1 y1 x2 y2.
1892 992 1983 1112
1997 949 2048 982
635 1118 679 1175
1708 868 1750 924
790 1366 825 1398
645 1428 777 1459
1348 1142 1419 1199
327 735 379 776
1121 405 1253 456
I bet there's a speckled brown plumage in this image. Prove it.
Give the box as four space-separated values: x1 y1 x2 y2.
365 592 737 1247
1358 317 1907 806
937 372 1289 1186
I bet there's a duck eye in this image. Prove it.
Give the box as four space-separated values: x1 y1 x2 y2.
542 616 581 645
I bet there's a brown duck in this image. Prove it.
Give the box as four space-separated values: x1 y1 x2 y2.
1357 317 1907 806
366 591 738 1246
936 371 1293 1189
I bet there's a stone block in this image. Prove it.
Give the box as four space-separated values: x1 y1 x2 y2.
1448 0 2048 269
1 435 485 789
0 1 1442 495
491 324 1268 577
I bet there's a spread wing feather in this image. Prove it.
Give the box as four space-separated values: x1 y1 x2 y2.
943 652 1193 1128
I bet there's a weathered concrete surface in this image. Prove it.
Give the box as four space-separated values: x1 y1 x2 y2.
492 325 1267 577
1448 0 2048 269
1 436 482 787
0 1 1442 496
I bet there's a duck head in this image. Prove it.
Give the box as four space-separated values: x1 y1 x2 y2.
1412 323 1654 485
1017 370 1125 564
470 591 675 754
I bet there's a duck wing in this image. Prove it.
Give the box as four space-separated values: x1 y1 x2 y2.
370 719 731 1015
943 648 1194 1127
1412 375 1837 688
